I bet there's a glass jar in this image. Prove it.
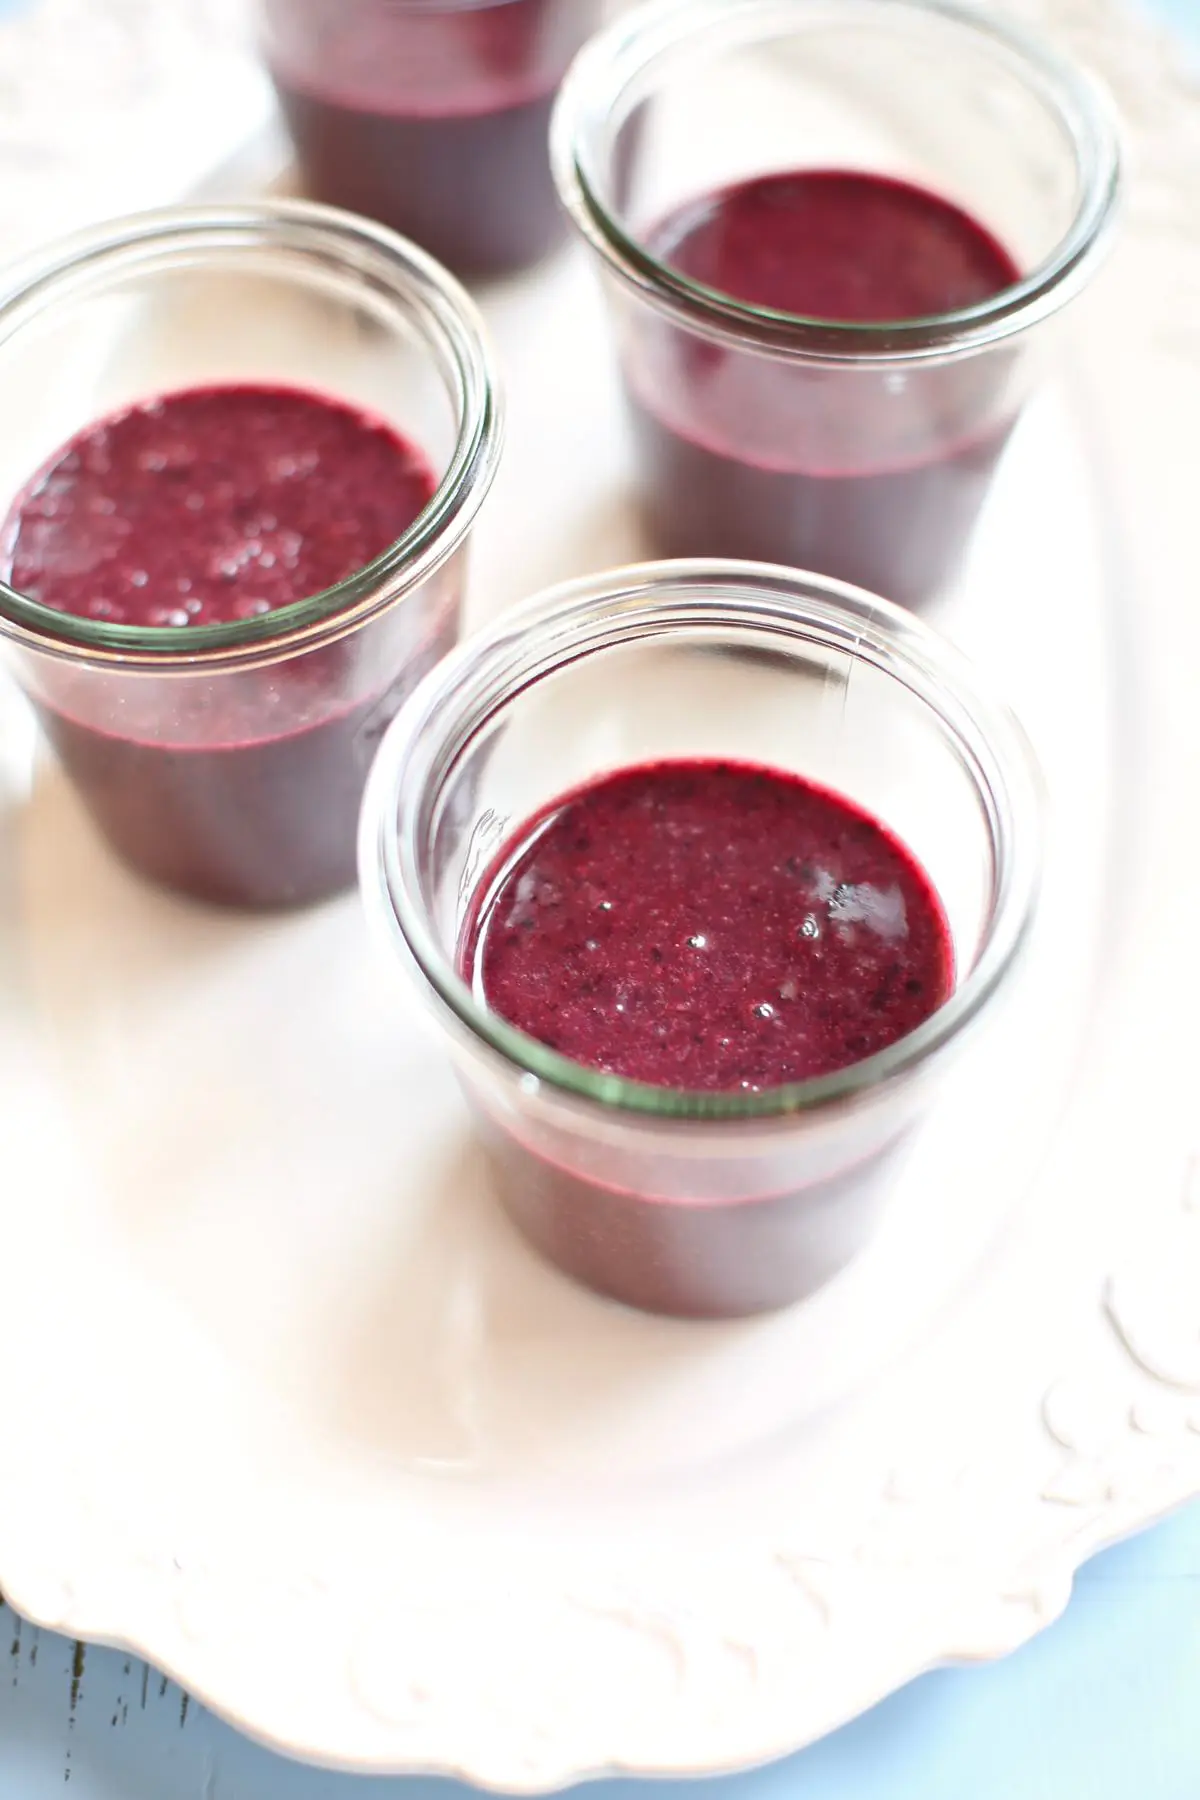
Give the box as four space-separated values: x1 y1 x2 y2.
0 201 502 911
551 0 1121 608
261 0 607 279
360 560 1042 1318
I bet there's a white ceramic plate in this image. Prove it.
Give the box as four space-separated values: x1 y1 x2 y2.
1 0 1199 1788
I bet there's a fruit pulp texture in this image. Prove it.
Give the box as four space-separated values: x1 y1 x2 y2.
459 760 954 1317
628 170 1023 607
2 383 443 907
465 758 953 1092
269 0 597 277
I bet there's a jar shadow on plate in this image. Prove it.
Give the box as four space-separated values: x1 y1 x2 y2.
14 780 782 1486
11 739 1095 1495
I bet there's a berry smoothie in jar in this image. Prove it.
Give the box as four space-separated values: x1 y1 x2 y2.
361 563 1041 1318
263 0 605 278
0 202 502 909
552 0 1120 607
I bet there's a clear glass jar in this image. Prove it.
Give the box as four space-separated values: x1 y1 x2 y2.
551 0 1121 608
261 0 606 279
360 560 1042 1318
0 201 502 910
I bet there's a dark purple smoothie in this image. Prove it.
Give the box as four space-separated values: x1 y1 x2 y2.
2 384 445 909
467 760 952 1090
628 171 1023 608
265 0 601 279
460 759 954 1315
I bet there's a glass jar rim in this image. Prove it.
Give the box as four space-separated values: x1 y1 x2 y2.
0 200 503 671
367 0 538 10
551 0 1122 364
324 0 534 10
360 559 1044 1124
